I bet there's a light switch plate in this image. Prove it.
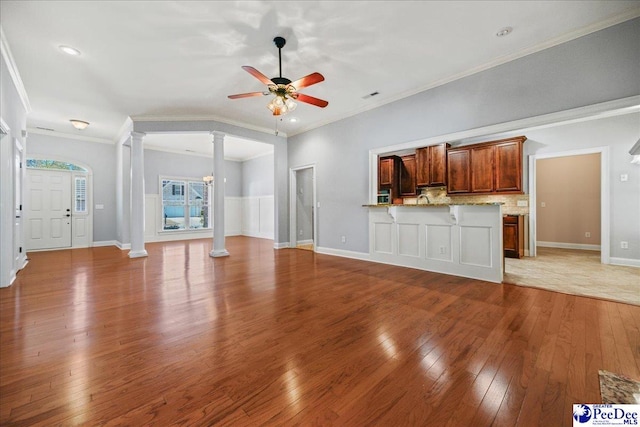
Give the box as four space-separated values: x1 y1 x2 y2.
621 174 628 182
517 200 528 207
95 204 104 209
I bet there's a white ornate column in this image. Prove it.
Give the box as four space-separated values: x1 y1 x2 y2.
210 131 229 257
129 131 148 258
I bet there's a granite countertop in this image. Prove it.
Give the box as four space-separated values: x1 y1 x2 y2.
363 202 504 207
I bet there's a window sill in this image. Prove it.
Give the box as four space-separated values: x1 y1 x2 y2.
158 228 212 235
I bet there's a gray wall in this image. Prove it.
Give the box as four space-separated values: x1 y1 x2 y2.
0 53 28 287
288 18 640 254
242 153 274 197
296 167 314 242
27 133 117 242
524 113 640 260
143 149 242 197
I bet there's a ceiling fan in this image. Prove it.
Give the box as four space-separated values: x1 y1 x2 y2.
228 36 328 116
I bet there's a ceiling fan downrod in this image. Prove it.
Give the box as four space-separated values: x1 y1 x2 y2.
273 36 286 79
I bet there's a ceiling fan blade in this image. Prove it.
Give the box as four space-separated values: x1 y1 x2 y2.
228 92 268 99
290 72 324 90
241 66 274 85
295 93 329 108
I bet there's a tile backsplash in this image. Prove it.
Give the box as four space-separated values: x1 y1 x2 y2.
405 187 530 215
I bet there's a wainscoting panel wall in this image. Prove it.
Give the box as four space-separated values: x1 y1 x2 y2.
143 194 273 243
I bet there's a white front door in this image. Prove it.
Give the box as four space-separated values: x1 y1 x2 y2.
26 169 72 250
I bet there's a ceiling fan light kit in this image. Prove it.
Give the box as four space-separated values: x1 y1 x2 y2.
70 119 90 130
228 36 328 116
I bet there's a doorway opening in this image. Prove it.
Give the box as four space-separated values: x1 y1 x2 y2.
528 147 609 263
289 165 316 251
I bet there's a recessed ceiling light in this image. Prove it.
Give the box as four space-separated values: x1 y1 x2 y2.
289 117 298 123
59 45 81 56
70 119 89 130
496 27 513 37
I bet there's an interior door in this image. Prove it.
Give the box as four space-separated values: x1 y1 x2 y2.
26 169 72 250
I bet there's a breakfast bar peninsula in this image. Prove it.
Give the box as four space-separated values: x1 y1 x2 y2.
364 203 504 283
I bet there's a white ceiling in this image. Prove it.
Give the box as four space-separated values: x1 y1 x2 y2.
2 1 639 159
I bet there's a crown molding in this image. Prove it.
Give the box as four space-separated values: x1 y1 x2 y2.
289 9 640 137
130 114 287 138
0 26 32 113
27 127 114 145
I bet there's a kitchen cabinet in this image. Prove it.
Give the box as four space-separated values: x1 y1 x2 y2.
503 215 524 258
447 136 526 195
416 143 450 187
446 149 471 193
399 154 417 196
495 139 523 192
378 155 400 189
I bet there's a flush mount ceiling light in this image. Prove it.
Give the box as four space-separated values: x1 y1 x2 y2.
70 119 89 130
228 36 328 116
59 45 81 56
496 27 513 37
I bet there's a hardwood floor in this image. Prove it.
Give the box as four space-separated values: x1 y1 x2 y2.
1 237 639 426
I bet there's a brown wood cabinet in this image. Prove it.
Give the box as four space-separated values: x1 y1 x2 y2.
416 143 450 187
447 136 526 195
446 149 471 193
399 154 417 196
378 155 399 189
503 215 524 258
495 140 523 192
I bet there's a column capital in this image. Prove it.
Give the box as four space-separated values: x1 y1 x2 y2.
131 131 146 142
210 131 226 142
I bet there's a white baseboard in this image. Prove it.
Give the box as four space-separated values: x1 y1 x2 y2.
296 239 313 246
93 240 119 247
115 241 131 250
537 241 601 251
273 242 290 249
242 230 275 240
315 246 371 261
609 257 640 268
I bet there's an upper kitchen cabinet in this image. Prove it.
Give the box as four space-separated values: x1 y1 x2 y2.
416 143 450 187
399 154 417 196
378 155 400 189
446 149 471 193
495 139 524 192
447 136 526 195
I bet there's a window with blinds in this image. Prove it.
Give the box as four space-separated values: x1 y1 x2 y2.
75 177 87 213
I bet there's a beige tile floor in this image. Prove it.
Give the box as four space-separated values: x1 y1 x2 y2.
504 247 640 306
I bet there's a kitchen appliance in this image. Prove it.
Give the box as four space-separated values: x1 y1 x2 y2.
377 191 390 204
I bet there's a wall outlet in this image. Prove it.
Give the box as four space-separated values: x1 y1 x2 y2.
540 202 546 208
439 246 446 254
299 229 303 236
517 200 528 207
341 235 346 244
621 241 629 249
585 232 591 238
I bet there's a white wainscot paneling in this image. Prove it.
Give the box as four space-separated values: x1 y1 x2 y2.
242 196 274 240
397 223 420 257
459 226 492 267
225 197 243 236
259 196 274 237
367 204 503 283
426 224 452 262
373 222 393 254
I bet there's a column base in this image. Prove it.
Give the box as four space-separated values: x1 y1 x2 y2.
209 249 230 258
128 250 148 258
